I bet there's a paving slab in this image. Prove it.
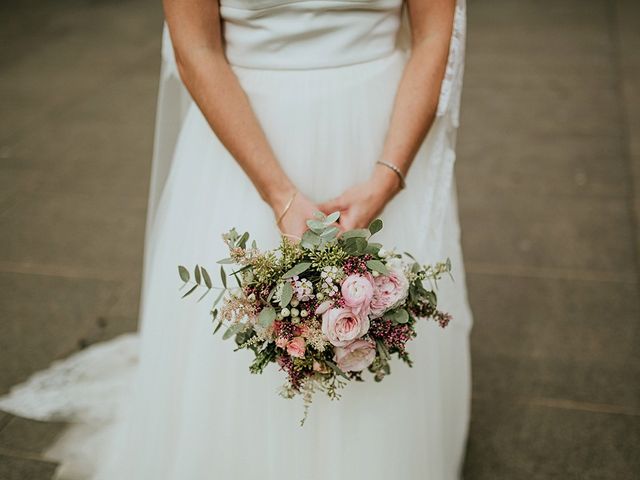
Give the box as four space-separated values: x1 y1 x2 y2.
463 399 640 480
0 453 58 480
0 271 124 393
459 193 635 276
0 417 65 455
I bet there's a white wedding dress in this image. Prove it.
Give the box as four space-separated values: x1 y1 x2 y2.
0 1 473 479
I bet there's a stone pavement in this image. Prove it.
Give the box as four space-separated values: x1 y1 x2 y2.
0 0 638 478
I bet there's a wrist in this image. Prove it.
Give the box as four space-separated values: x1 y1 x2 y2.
370 163 403 201
265 181 297 213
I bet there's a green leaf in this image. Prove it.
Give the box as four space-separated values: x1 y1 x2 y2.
220 266 227 288
237 232 250 249
267 287 277 302
258 306 277 327
201 267 212 289
217 257 236 265
197 288 211 302
325 211 340 224
301 230 321 248
178 266 190 282
368 218 383 235
344 236 368 255
376 339 391 361
181 284 198 299
320 226 340 239
194 265 201 285
306 219 326 232
341 228 370 239
325 360 349 379
282 262 312 279
213 318 224 336
393 308 409 324
366 259 390 275
222 322 245 340
279 282 293 307
212 289 225 309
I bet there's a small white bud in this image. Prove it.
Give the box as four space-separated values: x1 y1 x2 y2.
247 293 256 302
290 298 299 307
290 308 300 317
281 307 290 317
300 309 308 317
317 292 325 300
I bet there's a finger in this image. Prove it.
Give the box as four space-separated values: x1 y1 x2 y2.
318 197 345 215
339 215 356 232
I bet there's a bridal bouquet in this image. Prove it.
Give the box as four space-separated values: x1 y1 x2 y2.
178 212 452 424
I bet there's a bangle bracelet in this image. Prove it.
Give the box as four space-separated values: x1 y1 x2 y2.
277 190 298 225
376 160 406 190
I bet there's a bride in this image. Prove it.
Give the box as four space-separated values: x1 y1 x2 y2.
1 0 473 478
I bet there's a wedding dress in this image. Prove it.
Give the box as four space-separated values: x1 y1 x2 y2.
0 1 473 478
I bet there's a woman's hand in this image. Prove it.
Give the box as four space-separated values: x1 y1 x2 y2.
318 164 403 231
270 189 321 240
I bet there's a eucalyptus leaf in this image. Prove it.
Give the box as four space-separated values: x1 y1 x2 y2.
325 211 340 224
238 232 250 249
393 309 409 324
217 257 236 265
222 322 245 341
376 339 391 361
213 318 224 335
366 259 390 275
283 262 312 279
258 306 277 327
201 267 212 288
306 219 326 232
197 288 211 302
364 244 382 256
341 228 370 240
280 282 293 307
320 226 340 239
178 266 190 282
181 284 198 299
325 360 349 379
267 287 276 302
301 230 321 248
344 236 368 255
220 266 227 288
212 289 225 309
368 218 383 235
194 265 201 285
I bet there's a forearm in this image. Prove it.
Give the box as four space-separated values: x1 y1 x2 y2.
176 49 295 209
164 0 295 212
375 0 456 193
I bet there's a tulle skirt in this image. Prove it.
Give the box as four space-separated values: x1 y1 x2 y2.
1 49 473 479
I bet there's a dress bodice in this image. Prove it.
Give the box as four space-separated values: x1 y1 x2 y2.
219 0 404 69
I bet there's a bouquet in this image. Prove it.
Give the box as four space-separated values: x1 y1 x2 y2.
178 211 453 424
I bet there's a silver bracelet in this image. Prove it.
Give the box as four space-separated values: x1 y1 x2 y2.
376 160 406 190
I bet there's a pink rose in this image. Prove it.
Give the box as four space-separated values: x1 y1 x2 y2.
275 337 288 349
341 274 374 316
286 337 306 358
321 307 370 347
334 339 376 372
370 267 409 318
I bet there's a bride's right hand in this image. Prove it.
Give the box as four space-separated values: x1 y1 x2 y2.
270 190 319 240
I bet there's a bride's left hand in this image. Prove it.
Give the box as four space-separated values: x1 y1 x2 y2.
318 166 403 231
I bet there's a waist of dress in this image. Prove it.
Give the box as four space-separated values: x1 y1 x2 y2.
220 2 403 70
